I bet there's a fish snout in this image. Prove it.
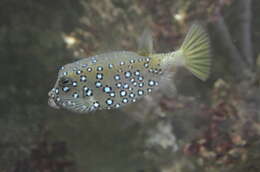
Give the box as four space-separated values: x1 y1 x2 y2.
48 88 56 97
48 88 60 109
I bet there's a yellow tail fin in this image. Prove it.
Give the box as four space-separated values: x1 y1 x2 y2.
177 24 211 81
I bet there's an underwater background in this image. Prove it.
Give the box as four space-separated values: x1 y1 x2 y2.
1 0 260 171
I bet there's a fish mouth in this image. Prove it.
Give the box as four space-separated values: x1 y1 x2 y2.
48 97 60 109
48 89 60 109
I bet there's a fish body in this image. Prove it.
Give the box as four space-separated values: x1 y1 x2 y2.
48 24 211 113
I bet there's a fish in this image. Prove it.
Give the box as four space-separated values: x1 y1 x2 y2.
48 24 211 113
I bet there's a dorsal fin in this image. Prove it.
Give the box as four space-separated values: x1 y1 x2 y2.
137 27 154 56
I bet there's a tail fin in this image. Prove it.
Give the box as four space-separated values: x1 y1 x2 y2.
176 24 211 81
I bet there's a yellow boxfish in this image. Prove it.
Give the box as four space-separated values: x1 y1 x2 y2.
48 24 211 113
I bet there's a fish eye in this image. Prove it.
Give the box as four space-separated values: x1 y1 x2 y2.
59 77 72 87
